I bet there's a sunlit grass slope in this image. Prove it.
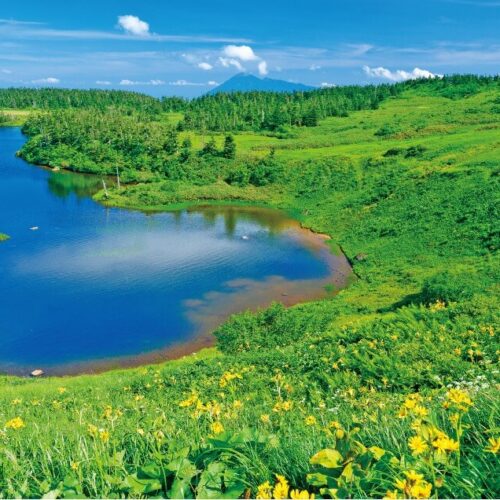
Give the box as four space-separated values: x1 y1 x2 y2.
0 82 498 498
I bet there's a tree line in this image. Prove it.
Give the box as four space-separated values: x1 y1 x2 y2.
19 109 263 185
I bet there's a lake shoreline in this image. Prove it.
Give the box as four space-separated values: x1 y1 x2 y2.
1 130 353 378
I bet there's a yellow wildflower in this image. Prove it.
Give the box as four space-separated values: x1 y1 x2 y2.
256 481 272 499
103 405 113 419
273 401 293 412
290 489 315 499
432 436 459 453
219 371 242 388
99 429 110 443
305 415 317 426
395 470 432 499
405 470 424 483
260 414 271 424
210 421 224 435
179 393 198 407
430 299 446 311
395 479 408 492
154 430 165 441
484 437 500 454
11 399 22 406
413 405 428 418
408 435 428 455
410 481 432 499
70 462 79 471
383 490 399 499
403 399 417 410
57 387 67 394
87 424 98 437
5 417 25 430
137 428 145 436
273 475 289 499
233 400 243 410
444 388 473 412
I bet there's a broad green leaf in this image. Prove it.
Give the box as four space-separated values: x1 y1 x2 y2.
139 462 163 480
341 462 355 482
310 448 343 469
169 477 194 499
124 475 162 495
306 472 330 487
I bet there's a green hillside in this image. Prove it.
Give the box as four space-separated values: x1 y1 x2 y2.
0 78 498 498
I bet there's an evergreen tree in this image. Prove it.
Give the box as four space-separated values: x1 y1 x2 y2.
302 108 319 127
222 135 236 159
199 137 218 157
179 138 192 163
163 128 178 155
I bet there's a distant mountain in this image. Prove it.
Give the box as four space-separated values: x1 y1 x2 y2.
208 73 315 94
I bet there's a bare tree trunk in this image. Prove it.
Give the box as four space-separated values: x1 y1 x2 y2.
102 178 109 198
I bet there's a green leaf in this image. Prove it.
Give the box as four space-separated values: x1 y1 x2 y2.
310 449 343 469
306 472 330 487
139 463 163 480
196 462 227 499
167 457 197 480
41 490 60 499
123 475 163 495
169 477 194 499
108 450 125 468
341 462 355 482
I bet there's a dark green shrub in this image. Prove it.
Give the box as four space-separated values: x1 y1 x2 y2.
421 271 478 304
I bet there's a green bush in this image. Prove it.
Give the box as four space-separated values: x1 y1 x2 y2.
421 271 479 304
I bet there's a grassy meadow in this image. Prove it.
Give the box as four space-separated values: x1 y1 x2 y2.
0 80 498 498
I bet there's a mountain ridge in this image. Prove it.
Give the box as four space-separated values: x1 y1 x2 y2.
207 73 315 94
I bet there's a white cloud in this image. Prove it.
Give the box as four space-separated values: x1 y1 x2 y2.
346 43 374 56
258 60 268 76
95 80 111 85
0 19 251 43
223 45 258 61
309 64 321 71
207 80 218 86
219 57 244 71
169 79 206 86
117 15 150 36
119 79 165 86
198 62 213 70
363 65 443 81
320 82 336 88
119 79 137 85
31 77 59 84
220 45 269 75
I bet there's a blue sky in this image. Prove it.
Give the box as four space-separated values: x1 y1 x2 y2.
0 0 499 96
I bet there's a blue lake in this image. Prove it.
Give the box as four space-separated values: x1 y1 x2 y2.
0 127 351 375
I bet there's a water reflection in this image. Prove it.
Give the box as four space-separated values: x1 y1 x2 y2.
47 170 102 199
0 127 352 374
